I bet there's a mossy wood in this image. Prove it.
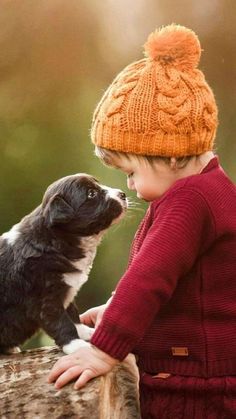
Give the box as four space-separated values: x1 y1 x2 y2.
0 346 140 419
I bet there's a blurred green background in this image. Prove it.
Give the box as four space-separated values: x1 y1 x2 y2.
0 0 235 349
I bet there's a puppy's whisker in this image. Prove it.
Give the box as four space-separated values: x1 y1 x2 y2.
126 198 141 208
127 203 142 208
127 207 145 213
127 203 140 208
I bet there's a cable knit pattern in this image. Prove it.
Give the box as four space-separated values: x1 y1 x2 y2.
91 157 236 379
91 24 218 156
139 374 236 418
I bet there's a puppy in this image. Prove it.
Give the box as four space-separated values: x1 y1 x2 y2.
0 174 127 354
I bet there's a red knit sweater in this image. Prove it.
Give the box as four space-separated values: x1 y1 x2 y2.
91 157 236 377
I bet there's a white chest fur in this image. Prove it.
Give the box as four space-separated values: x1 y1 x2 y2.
62 234 103 308
2 223 21 245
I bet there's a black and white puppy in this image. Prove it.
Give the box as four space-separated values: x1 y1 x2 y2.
0 174 127 354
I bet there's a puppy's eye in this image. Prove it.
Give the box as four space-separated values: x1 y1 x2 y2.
87 189 98 199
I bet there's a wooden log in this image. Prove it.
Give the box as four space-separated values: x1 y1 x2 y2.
0 346 141 418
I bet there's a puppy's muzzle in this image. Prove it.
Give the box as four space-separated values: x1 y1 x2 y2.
103 186 128 210
118 191 126 201
114 190 128 210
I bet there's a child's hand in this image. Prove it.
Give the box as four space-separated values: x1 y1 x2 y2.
79 304 106 328
80 296 113 328
48 343 118 390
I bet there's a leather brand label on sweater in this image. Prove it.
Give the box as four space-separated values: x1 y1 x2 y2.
152 373 171 379
171 347 189 356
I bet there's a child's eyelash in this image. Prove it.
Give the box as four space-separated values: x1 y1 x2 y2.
127 173 134 178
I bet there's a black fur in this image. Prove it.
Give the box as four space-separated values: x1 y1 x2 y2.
0 174 126 353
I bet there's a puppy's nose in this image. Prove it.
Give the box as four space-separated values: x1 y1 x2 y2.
118 191 126 201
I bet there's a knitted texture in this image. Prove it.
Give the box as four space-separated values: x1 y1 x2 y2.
91 24 218 157
91 157 236 377
140 374 236 419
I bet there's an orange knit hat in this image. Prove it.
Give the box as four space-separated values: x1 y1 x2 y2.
91 24 218 157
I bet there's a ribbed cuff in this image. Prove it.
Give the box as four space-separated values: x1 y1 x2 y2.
91 326 135 361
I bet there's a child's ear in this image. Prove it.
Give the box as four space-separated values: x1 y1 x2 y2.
170 157 177 170
44 194 75 226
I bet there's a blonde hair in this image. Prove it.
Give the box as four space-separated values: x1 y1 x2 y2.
95 146 193 170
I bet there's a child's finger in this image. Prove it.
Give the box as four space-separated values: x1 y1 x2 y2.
54 365 82 389
74 368 96 390
80 309 96 326
48 358 77 383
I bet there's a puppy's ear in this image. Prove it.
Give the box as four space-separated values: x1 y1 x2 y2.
44 194 75 226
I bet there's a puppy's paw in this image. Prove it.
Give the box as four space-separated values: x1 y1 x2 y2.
75 323 95 341
62 339 91 354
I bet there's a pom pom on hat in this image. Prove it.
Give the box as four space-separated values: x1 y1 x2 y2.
144 24 201 71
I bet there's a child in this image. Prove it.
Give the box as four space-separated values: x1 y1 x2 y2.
48 25 236 418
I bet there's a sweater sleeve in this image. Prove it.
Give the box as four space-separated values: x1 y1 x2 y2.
91 187 215 360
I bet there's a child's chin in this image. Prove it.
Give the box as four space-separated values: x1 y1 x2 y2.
137 193 150 201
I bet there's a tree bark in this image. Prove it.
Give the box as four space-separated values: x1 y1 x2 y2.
0 346 141 419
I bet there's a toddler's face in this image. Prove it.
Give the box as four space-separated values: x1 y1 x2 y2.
113 156 179 202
